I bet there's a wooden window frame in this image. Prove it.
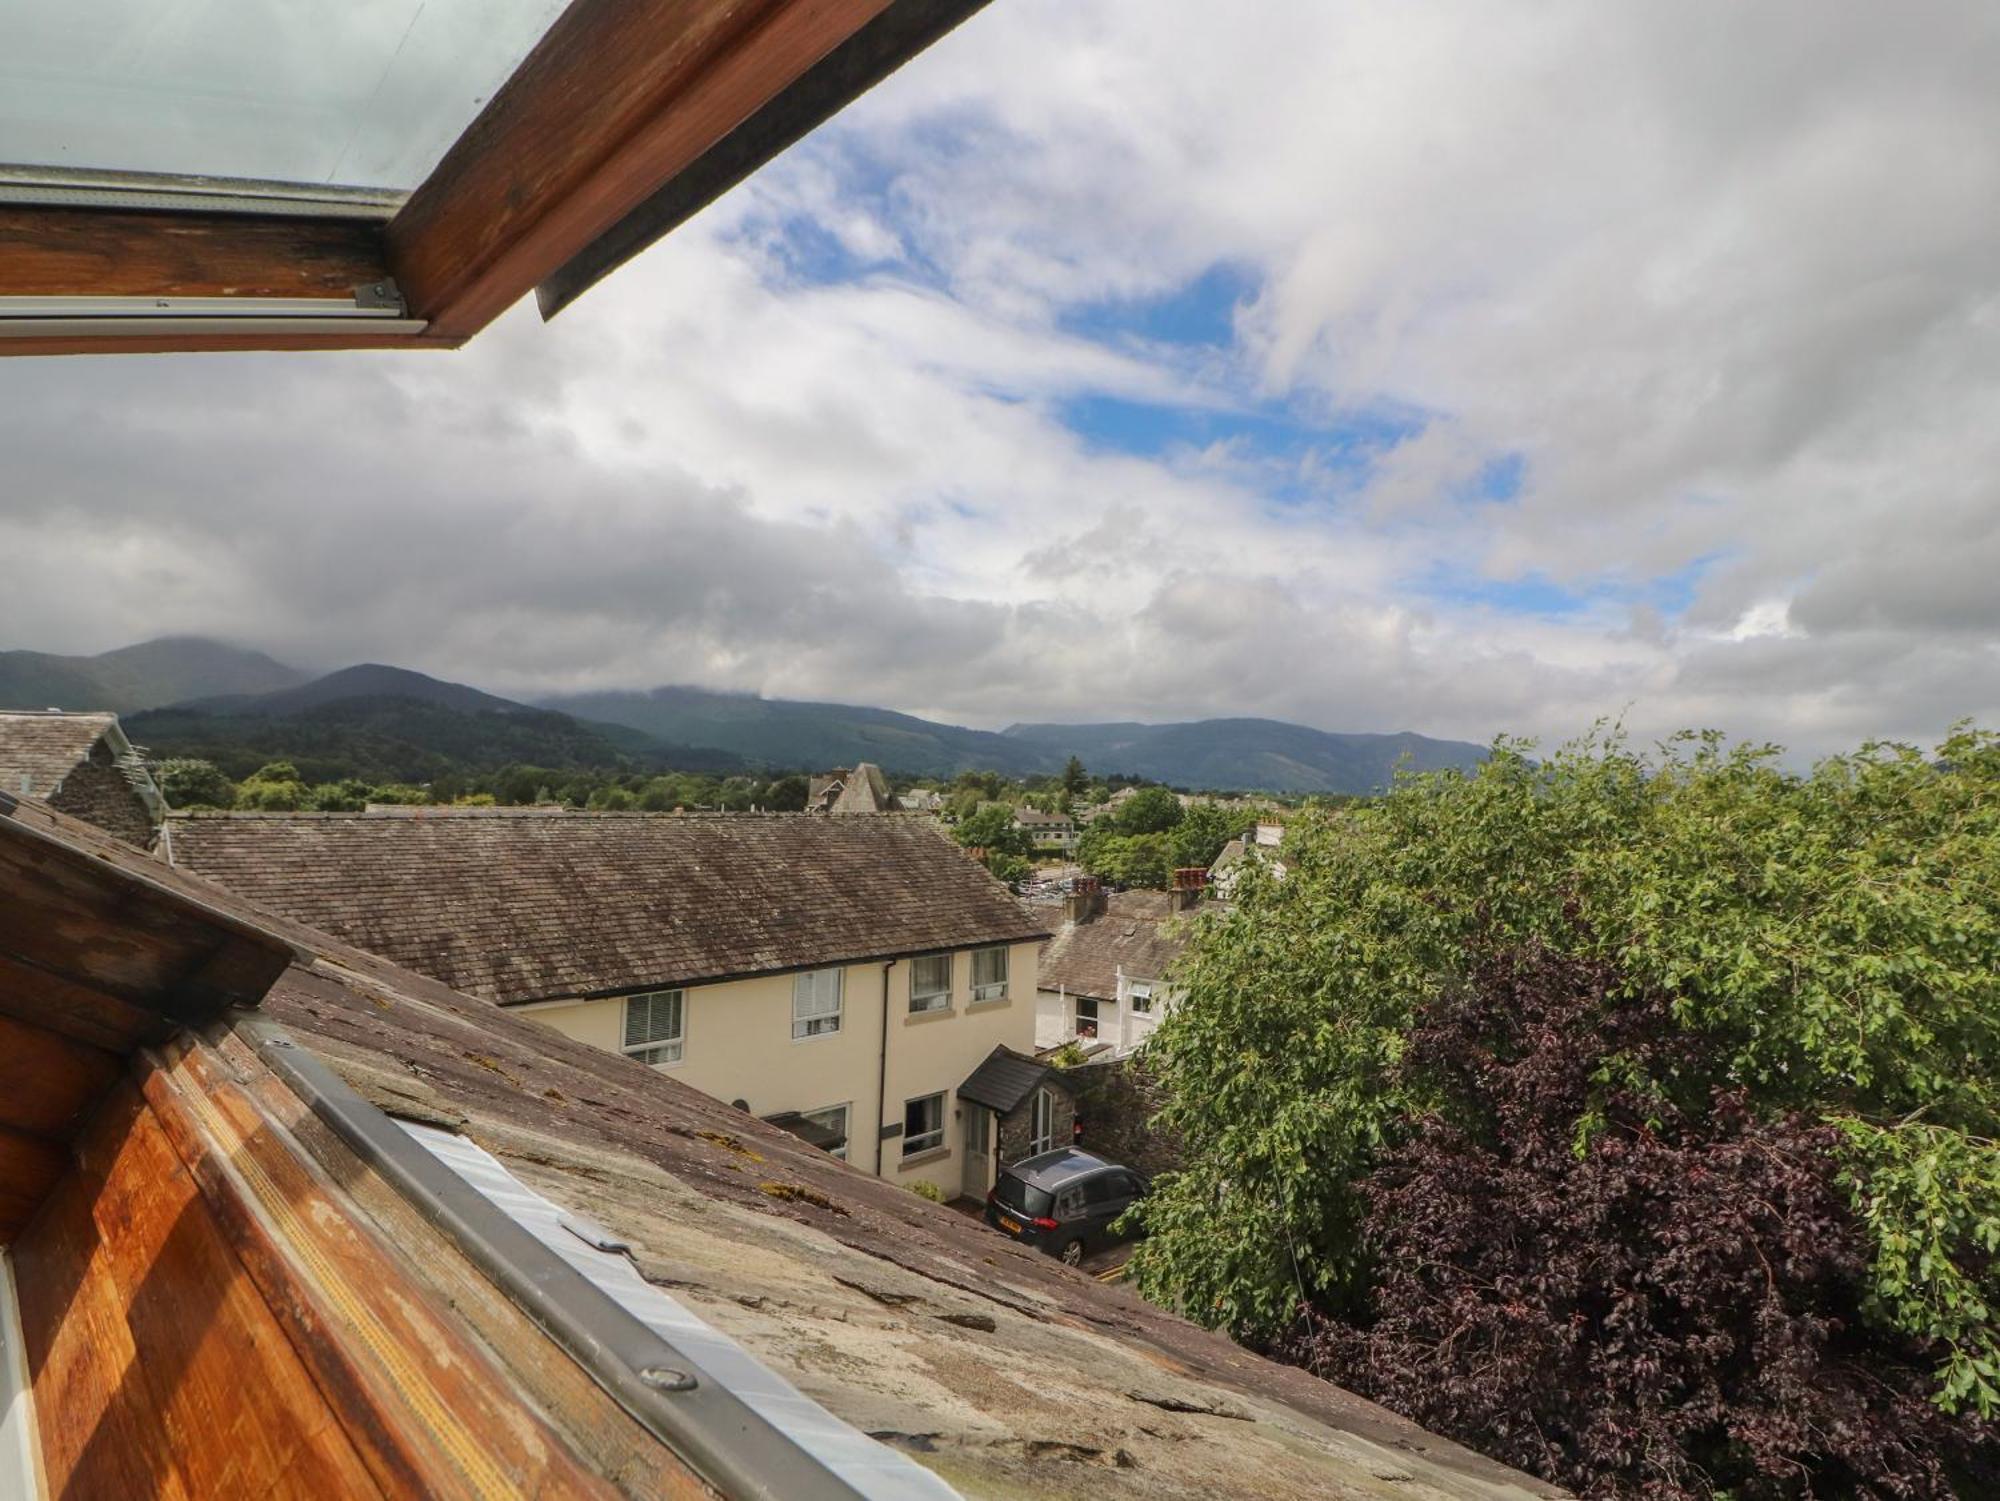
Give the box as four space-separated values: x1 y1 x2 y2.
0 0 988 357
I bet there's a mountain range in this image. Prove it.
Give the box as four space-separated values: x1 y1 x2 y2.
1 637 1487 793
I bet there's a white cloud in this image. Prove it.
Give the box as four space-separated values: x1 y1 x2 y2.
3 1 1998 760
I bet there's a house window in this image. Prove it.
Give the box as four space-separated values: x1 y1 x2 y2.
1075 995 1099 1038
1129 983 1154 1015
622 990 684 1066
801 1104 849 1161
970 945 1009 1003
903 1092 946 1156
1029 1086 1056 1155
910 953 952 1013
792 968 843 1039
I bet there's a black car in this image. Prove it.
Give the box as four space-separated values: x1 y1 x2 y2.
984 1149 1148 1266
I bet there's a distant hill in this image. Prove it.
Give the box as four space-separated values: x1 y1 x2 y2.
129 668 742 784
184 663 526 717
0 636 304 714
1002 718 1487 794
7 637 1489 793
538 686 1049 778
548 685 1487 792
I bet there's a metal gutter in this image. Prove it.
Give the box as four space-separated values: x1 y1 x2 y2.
235 1014 872 1501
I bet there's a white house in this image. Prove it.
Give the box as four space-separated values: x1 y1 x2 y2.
1035 879 1203 1055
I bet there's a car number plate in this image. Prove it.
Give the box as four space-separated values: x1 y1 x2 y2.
999 1215 1022 1233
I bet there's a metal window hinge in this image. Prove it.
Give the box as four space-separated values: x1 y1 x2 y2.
353 278 406 313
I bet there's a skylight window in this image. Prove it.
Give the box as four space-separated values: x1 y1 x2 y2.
0 0 570 194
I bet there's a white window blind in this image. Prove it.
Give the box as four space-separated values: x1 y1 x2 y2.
792 968 844 1038
622 990 683 1066
910 953 951 1013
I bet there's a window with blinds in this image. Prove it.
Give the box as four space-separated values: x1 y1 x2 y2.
792 968 844 1038
622 989 683 1066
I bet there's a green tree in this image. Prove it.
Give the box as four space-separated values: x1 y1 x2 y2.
764 774 809 811
154 758 236 810
1079 830 1172 889
1115 786 1184 835
306 778 377 812
235 761 310 811
1062 755 1088 800
1133 727 2000 1417
1170 800 1252 870
953 802 1032 859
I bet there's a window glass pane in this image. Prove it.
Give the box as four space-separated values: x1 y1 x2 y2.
793 969 842 1037
910 953 951 1012
0 0 571 191
971 946 1008 1000
802 1105 848 1160
623 990 682 1064
903 1093 944 1154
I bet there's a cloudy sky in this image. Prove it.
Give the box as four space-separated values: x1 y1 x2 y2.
5 0 1998 757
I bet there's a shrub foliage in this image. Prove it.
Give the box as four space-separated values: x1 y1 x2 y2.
1133 729 2000 1494
1280 947 1995 1497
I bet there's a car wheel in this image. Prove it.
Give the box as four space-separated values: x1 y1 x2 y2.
1057 1237 1084 1267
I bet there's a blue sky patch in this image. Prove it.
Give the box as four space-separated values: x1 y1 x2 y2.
1061 262 1261 348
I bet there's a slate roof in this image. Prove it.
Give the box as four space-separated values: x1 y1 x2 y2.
1039 890 1197 1002
166 809 1048 1005
0 710 120 797
1013 807 1071 827
4 795 1551 1500
956 1044 1075 1114
828 762 899 814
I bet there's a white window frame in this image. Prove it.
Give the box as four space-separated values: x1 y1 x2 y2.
970 945 1009 1004
903 1092 946 1156
909 953 952 1014
792 967 844 1039
1129 982 1154 1014
1029 1086 1056 1155
800 1103 850 1161
621 989 684 1067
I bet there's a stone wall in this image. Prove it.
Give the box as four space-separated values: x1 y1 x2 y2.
998 1084 1077 1165
1068 1054 1183 1179
49 743 156 849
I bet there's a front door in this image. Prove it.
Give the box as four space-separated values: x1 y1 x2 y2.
962 1106 992 1199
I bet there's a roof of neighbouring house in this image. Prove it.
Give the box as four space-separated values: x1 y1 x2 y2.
956 1044 1077 1114
2 793 1555 1500
1012 807 1071 826
1039 891 1198 1003
164 809 1048 1005
828 762 899 814
0 709 122 797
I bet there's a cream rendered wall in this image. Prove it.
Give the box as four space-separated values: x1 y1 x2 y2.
522 939 1040 1189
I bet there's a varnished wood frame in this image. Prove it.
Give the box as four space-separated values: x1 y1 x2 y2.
0 0 926 357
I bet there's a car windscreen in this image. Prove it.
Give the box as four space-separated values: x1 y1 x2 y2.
993 1172 1053 1218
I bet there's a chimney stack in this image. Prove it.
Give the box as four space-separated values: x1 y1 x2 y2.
1170 866 1209 912
1064 875 1106 925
